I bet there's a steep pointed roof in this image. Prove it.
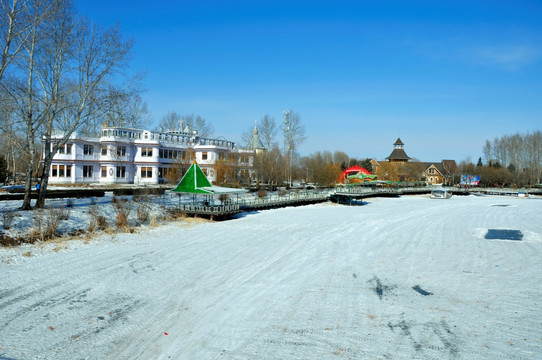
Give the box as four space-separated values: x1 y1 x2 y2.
171 161 248 194
247 126 265 150
386 137 411 161
172 161 213 194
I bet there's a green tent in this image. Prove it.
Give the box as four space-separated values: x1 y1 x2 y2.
171 161 247 194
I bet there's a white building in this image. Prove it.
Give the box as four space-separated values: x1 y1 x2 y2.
46 126 261 185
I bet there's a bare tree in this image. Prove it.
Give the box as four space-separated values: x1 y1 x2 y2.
483 131 542 186
156 111 213 137
157 110 182 132
77 72 149 136
332 151 349 169
300 151 341 187
241 114 277 150
252 145 285 189
258 114 276 150
282 110 305 186
0 89 24 178
0 0 37 81
182 113 213 137
5 0 51 210
36 9 134 208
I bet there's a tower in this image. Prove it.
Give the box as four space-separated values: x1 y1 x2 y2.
385 138 411 163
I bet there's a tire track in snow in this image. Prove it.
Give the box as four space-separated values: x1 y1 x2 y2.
108 228 314 359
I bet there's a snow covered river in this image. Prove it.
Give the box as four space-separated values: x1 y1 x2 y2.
1 195 541 359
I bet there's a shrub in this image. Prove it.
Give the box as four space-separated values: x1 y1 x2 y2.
66 199 74 208
116 211 129 229
2 210 16 230
97 215 108 230
88 204 99 217
114 201 132 229
136 204 150 223
45 207 63 239
88 218 97 233
112 196 128 207
34 209 44 240
257 190 268 199
0 234 19 247
53 206 70 221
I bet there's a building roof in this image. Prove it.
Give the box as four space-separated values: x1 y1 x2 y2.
171 161 248 194
386 137 411 161
172 161 214 194
420 160 458 176
246 126 265 150
386 148 411 161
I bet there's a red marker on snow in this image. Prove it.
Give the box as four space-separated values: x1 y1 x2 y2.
164 332 168 335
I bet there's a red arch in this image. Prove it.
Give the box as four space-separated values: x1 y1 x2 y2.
339 165 372 183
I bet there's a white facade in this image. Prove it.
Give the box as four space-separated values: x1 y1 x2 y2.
46 127 256 185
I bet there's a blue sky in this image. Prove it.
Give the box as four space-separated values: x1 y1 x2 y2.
75 0 542 163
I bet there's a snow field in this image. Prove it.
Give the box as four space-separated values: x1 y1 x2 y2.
1 195 541 359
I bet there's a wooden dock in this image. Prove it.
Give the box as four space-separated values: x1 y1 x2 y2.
174 186 542 219
176 192 329 219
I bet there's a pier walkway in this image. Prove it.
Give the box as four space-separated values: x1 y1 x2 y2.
174 186 541 219
176 191 331 219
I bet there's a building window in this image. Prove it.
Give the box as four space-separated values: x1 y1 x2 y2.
52 165 58 177
84 144 94 155
101 145 108 155
159 149 163 158
202 152 208 160
116 166 126 178
59 165 65 177
66 165 71 177
83 165 93 178
58 144 65 154
218 152 225 161
141 167 152 178
101 166 107 178
141 147 153 157
66 144 72 154
116 146 126 156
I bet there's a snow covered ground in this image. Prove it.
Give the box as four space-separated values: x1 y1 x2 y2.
1 195 541 359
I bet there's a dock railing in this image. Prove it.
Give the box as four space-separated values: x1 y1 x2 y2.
177 203 240 215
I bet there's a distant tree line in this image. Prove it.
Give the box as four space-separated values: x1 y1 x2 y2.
455 131 542 187
238 114 373 189
481 131 542 186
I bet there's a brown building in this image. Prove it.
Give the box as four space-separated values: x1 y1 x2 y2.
385 138 411 163
371 138 457 184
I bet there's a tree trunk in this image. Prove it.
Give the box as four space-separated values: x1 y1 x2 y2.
20 142 35 210
36 167 49 208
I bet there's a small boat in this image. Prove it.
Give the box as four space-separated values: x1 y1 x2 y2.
431 189 452 199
